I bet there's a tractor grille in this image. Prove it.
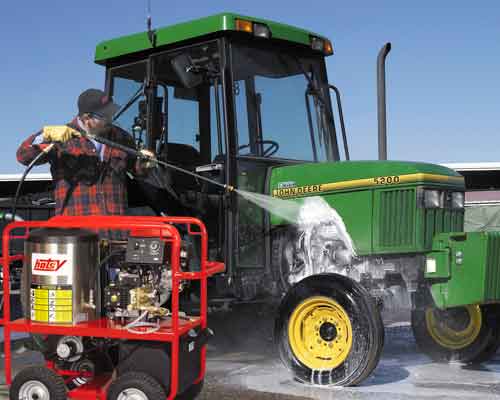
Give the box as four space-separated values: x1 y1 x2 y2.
423 209 464 249
379 189 415 247
485 232 500 301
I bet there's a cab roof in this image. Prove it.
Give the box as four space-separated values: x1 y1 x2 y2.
95 12 330 65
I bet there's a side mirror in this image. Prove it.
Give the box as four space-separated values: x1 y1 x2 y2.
171 53 203 89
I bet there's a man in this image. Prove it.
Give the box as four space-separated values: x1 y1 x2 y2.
15 89 154 354
17 88 152 216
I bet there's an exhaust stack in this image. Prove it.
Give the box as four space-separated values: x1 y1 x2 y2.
377 42 391 160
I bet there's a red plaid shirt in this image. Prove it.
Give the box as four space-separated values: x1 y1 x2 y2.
17 119 137 216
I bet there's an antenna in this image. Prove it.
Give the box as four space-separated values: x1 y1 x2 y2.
146 0 157 47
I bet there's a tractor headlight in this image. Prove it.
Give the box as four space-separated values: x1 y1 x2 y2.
235 19 272 39
253 23 271 39
451 192 465 209
310 36 334 55
426 257 437 273
424 190 443 208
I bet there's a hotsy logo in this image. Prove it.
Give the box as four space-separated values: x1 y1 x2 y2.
33 258 67 272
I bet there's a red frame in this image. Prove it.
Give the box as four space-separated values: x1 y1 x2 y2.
0 215 224 400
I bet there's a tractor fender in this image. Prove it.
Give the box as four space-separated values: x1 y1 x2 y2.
275 272 372 328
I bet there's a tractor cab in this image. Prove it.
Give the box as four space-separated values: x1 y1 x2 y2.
97 13 341 287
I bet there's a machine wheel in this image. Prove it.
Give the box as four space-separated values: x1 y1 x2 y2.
178 379 204 399
10 366 67 400
274 273 384 386
412 304 500 363
107 371 166 400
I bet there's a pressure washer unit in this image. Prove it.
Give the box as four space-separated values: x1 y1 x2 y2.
1 216 224 400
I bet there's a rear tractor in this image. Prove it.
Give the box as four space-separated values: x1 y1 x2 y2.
8 12 500 389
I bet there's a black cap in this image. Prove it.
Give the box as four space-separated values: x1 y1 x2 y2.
77 89 119 121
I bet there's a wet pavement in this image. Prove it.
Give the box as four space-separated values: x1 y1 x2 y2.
202 303 500 400
1 303 500 399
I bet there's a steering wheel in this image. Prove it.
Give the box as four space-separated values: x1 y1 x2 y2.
238 140 280 157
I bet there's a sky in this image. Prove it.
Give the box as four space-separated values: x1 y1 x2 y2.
1 0 499 173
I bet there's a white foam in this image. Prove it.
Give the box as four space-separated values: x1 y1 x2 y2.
289 197 356 284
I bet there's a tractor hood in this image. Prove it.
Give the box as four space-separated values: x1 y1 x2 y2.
270 160 465 198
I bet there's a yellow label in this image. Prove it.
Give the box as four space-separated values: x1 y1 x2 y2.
33 289 49 299
32 303 50 311
34 310 49 322
55 290 72 299
31 286 72 324
51 298 72 306
54 311 72 323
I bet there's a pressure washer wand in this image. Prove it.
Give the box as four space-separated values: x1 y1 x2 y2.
82 131 235 192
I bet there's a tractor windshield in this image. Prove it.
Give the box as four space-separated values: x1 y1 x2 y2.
108 41 225 166
231 43 335 162
109 61 148 142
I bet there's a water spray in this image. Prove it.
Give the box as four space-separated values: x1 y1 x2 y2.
83 130 313 224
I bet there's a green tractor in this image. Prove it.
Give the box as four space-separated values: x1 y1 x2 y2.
93 13 500 386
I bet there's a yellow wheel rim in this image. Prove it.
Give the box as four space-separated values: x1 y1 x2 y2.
288 296 353 370
425 305 482 350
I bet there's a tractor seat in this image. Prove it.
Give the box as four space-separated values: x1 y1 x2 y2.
164 143 202 168
162 143 202 190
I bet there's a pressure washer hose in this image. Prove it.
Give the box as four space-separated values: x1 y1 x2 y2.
11 143 55 222
82 130 235 193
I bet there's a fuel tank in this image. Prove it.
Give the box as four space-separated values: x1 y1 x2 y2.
23 228 99 324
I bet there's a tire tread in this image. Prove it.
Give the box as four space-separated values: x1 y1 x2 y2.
10 365 66 400
107 371 167 400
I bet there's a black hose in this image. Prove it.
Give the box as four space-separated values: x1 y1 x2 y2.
95 248 127 283
11 144 55 222
82 130 234 192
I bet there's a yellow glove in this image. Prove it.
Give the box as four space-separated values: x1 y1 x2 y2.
137 149 157 169
42 126 80 143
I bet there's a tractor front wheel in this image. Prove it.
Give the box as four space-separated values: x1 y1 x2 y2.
274 273 384 386
411 304 500 363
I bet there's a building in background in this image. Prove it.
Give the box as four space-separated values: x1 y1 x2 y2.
443 163 500 232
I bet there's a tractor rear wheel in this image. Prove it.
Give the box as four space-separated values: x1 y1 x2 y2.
274 273 384 386
411 304 500 363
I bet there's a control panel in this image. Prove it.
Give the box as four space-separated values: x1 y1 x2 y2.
126 237 165 264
